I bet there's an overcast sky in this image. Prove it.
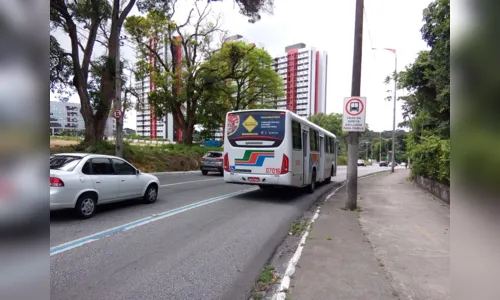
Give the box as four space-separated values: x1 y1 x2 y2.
51 0 434 132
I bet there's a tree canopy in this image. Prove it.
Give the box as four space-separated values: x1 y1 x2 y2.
125 1 225 144
203 40 284 111
50 0 136 143
49 0 275 145
390 0 450 184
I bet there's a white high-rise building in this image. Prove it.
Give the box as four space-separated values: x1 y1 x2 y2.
272 43 328 118
49 101 115 136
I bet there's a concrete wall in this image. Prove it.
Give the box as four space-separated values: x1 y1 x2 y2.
414 175 450 204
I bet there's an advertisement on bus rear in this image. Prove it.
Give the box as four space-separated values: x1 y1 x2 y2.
226 111 285 148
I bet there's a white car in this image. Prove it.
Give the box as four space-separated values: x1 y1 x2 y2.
50 153 160 219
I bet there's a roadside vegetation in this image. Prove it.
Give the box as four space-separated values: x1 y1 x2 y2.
389 0 450 185
251 264 279 300
51 141 222 173
337 155 347 166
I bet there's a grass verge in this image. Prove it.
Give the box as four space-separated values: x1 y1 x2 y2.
251 265 279 300
50 141 223 173
289 219 308 236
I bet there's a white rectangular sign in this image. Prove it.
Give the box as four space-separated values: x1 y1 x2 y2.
342 96 367 132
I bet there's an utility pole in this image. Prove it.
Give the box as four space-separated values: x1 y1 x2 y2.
345 0 364 210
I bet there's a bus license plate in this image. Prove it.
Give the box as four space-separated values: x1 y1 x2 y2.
248 177 260 182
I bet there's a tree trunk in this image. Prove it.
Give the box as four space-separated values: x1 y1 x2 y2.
182 123 195 145
83 118 96 142
82 113 108 143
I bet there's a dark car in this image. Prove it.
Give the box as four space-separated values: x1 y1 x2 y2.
200 151 224 175
379 161 387 167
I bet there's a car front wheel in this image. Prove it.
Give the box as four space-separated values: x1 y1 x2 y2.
143 184 158 204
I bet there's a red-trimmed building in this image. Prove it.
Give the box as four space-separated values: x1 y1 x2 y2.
135 36 184 142
272 43 328 118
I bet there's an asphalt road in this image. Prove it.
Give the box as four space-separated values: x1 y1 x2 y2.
50 165 392 300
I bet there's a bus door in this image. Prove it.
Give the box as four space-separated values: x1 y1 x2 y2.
319 136 325 180
333 140 339 176
302 130 308 185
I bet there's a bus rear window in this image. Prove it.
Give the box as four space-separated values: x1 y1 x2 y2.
226 111 285 148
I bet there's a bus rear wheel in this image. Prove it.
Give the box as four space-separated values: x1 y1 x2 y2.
307 170 316 194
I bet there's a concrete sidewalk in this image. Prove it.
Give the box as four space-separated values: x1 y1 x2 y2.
288 170 450 300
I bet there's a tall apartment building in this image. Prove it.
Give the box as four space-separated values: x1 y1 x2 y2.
50 101 115 136
272 43 328 118
135 36 184 141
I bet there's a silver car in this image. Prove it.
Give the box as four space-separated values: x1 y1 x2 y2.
200 151 224 175
50 153 160 219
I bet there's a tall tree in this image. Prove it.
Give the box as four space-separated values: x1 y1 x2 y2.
125 1 223 144
308 113 343 136
50 0 136 142
386 0 450 183
205 40 284 111
137 0 274 23
392 0 449 138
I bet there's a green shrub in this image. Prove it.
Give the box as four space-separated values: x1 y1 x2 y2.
337 155 347 166
453 127 500 191
407 132 449 185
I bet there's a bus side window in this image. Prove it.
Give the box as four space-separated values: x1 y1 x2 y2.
310 130 319 152
326 137 330 153
292 121 302 150
316 131 320 151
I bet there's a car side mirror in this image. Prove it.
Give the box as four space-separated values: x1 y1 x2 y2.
136 169 140 175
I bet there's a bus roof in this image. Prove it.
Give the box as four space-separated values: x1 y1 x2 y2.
227 109 337 139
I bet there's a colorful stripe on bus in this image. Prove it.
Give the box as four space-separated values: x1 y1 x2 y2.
234 150 275 167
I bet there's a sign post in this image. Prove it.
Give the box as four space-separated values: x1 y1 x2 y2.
342 97 367 132
346 0 364 211
343 96 367 210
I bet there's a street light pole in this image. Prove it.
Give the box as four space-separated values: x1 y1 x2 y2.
373 47 397 172
372 48 397 170
379 132 382 162
390 52 397 173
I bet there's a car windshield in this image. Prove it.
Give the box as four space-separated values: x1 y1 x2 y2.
50 155 82 171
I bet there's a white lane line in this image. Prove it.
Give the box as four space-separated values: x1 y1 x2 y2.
160 177 223 187
50 187 257 256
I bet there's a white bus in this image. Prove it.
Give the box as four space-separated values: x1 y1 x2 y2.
222 109 338 193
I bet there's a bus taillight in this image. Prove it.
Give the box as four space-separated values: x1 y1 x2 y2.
280 154 289 174
224 153 230 172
